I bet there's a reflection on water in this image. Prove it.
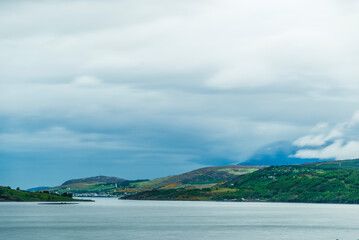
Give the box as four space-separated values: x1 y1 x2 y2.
1 198 359 240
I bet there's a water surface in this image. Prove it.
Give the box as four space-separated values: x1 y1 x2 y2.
1 198 359 240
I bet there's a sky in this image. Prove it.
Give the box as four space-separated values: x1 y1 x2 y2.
1 0 359 189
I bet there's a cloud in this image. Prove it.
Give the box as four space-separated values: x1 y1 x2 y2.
293 129 342 147
349 110 359 126
1 0 359 93
294 140 359 160
0 126 142 152
2 0 359 187
72 76 102 86
292 110 359 160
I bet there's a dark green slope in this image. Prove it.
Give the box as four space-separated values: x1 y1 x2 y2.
217 165 359 203
301 158 359 170
123 159 359 203
0 186 77 202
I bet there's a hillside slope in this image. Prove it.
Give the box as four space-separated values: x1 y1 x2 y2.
123 165 263 191
124 159 359 203
0 186 76 201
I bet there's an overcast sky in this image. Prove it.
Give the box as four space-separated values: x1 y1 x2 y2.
2 0 359 188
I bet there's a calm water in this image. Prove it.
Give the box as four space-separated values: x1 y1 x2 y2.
1 198 359 240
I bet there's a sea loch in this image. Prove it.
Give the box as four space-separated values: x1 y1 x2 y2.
1 198 359 240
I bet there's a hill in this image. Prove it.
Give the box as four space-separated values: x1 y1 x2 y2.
123 159 359 203
114 165 263 195
0 186 77 202
45 166 262 195
61 176 126 185
47 176 126 194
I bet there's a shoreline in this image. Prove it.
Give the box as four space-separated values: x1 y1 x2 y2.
0 199 94 203
119 198 359 205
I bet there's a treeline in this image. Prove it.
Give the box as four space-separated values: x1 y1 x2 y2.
216 167 359 203
0 186 75 201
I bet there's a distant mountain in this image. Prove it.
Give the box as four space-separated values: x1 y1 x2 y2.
26 186 51 192
61 176 126 186
239 141 326 166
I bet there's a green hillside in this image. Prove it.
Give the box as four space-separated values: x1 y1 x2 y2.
123 159 359 203
128 165 261 189
0 186 77 202
301 158 359 170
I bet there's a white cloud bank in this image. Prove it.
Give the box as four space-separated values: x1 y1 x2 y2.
1 0 359 92
293 111 359 160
